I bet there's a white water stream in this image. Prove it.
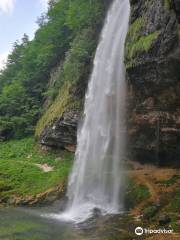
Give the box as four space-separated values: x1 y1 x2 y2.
51 0 130 223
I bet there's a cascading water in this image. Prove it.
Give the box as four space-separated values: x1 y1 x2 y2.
52 0 130 223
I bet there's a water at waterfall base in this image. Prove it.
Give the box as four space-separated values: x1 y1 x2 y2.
0 205 133 240
47 201 123 223
48 0 130 223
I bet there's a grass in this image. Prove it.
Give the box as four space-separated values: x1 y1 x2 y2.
157 175 180 186
170 188 180 212
125 178 150 209
0 137 73 201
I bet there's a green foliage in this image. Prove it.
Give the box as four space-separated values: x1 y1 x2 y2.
0 0 107 139
35 82 72 137
126 17 145 44
0 81 39 138
35 28 98 137
128 31 159 59
65 0 103 32
125 16 160 68
0 138 73 200
143 205 159 219
171 219 180 232
170 188 180 212
157 175 179 186
62 29 96 83
125 178 150 209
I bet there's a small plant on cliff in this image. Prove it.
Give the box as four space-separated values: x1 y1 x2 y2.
129 31 160 59
125 16 160 68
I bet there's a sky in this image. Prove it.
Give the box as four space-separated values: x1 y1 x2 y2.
0 0 49 69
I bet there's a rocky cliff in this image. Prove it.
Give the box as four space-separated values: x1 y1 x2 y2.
38 0 180 167
125 0 180 166
36 55 87 151
36 1 112 150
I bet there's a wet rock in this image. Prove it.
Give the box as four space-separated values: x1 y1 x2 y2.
7 198 16 205
93 208 102 217
39 110 81 149
174 0 180 21
126 0 180 167
159 214 171 225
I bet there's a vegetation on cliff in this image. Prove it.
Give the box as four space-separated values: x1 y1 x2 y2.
125 16 160 68
0 0 109 140
35 28 98 137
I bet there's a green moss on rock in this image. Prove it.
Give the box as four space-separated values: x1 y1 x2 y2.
126 31 159 68
127 17 145 43
125 15 160 68
164 0 172 10
35 82 78 137
125 17 145 61
130 31 159 58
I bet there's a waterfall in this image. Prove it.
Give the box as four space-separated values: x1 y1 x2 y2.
53 0 130 223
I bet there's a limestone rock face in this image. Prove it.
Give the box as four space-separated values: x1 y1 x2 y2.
37 68 86 150
40 110 81 150
125 0 180 166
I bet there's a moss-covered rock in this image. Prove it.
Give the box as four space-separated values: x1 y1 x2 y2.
35 25 104 149
126 0 180 166
125 15 160 68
